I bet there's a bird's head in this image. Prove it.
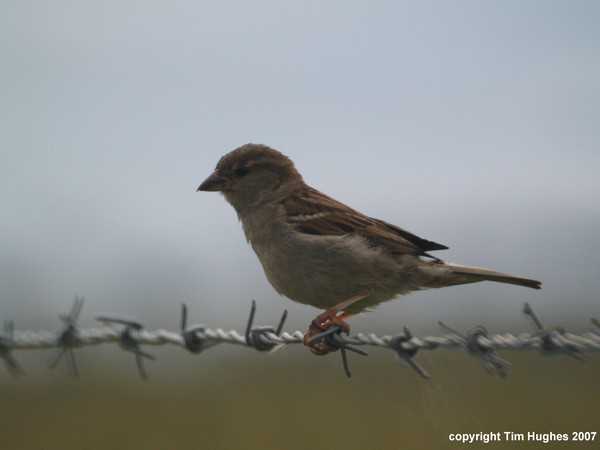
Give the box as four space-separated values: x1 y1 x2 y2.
198 143 303 213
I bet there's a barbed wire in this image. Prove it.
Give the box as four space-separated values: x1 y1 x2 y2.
1 298 599 379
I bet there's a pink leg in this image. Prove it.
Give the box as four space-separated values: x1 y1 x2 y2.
303 294 368 355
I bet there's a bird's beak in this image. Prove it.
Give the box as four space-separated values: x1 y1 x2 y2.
197 171 227 192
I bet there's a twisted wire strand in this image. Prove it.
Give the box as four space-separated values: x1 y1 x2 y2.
10 327 600 351
1 298 598 379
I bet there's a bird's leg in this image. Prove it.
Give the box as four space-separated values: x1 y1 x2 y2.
303 294 368 355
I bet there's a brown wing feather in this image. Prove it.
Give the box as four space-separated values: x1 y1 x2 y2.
283 186 448 257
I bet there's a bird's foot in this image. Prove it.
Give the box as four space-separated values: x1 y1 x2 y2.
303 316 351 355
303 294 368 355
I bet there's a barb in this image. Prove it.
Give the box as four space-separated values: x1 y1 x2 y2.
180 303 220 354
522 302 587 361
0 320 26 377
307 324 368 377
245 300 288 351
438 323 510 378
389 327 431 379
2 300 599 379
48 296 84 378
96 313 157 380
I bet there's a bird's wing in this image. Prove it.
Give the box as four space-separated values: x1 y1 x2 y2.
282 186 448 257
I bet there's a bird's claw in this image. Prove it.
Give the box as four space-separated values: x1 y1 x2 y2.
303 317 350 355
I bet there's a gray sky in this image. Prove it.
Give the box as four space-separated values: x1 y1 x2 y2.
2 1 599 335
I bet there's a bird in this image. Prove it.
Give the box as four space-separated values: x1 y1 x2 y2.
197 143 541 354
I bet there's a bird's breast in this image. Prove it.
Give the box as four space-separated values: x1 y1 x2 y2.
247 227 413 310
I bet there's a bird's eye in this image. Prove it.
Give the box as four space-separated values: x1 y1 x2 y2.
234 165 250 177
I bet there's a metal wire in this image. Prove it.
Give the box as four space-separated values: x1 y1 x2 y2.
1 298 599 379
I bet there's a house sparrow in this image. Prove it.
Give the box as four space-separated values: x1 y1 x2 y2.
198 143 541 354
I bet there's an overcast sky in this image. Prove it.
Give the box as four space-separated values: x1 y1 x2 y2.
2 1 599 336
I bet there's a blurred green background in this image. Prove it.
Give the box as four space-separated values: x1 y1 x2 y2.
1 344 598 449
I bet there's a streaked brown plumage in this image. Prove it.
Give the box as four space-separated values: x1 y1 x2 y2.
198 143 541 352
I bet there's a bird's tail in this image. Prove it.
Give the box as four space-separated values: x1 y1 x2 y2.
421 261 542 290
